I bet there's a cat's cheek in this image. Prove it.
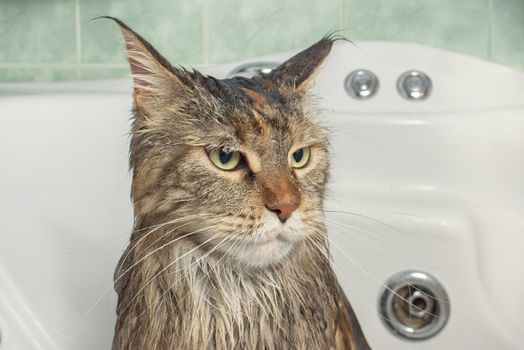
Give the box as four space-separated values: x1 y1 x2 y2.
296 196 322 216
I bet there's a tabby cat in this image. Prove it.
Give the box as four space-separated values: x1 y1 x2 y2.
106 17 370 350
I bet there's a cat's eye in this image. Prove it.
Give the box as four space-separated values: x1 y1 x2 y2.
290 147 310 169
208 148 241 170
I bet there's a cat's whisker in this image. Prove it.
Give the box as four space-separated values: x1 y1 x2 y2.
82 218 215 318
322 225 415 291
323 215 403 244
303 235 330 262
307 226 444 318
117 213 211 270
166 231 243 279
304 234 406 328
326 127 385 147
313 216 411 263
122 214 212 263
114 224 219 283
118 229 222 317
178 230 247 297
325 226 398 270
316 216 439 301
96 225 214 308
134 231 240 321
324 209 413 237
131 210 204 234
130 195 195 208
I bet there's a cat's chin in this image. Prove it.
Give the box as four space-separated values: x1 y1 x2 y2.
219 211 307 268
233 236 295 268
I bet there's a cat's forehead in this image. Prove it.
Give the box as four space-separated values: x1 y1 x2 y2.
172 73 325 153
207 79 305 141
214 102 321 157
207 75 287 111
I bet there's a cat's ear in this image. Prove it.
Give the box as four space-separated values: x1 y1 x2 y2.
103 17 192 106
268 35 338 92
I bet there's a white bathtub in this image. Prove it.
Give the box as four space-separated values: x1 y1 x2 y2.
1 41 523 349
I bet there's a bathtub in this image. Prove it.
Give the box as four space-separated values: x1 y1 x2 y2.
1 41 523 349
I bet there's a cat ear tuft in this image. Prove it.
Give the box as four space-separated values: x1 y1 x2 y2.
101 16 190 106
268 34 342 92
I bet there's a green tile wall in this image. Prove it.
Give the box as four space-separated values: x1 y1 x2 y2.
0 0 77 63
208 0 342 63
492 0 524 70
345 0 489 58
0 0 522 82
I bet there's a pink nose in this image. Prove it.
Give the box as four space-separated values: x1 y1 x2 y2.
265 203 299 223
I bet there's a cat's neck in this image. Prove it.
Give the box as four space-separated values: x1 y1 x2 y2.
114 230 341 349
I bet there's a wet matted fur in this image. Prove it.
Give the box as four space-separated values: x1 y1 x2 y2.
106 17 370 350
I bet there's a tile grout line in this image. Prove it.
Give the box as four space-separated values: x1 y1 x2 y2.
0 63 211 69
202 0 209 65
340 0 348 36
75 0 82 79
487 0 493 61
0 63 128 69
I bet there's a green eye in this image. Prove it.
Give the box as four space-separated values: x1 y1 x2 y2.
290 147 310 169
209 148 241 170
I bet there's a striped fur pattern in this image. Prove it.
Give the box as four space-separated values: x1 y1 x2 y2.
106 17 369 350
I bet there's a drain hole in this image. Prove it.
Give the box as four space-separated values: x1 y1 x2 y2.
392 286 436 329
412 295 427 310
379 270 450 340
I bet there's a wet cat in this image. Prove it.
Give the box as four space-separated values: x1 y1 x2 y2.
106 17 370 350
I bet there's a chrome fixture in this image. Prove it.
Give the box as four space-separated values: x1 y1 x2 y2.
226 62 280 78
344 69 379 99
379 270 450 340
397 70 432 100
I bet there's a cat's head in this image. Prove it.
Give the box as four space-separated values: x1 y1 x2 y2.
110 17 336 268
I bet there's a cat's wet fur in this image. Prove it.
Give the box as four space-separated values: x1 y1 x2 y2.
105 16 370 350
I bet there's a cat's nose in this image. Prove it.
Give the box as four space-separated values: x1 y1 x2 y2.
265 202 299 223
261 175 301 223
